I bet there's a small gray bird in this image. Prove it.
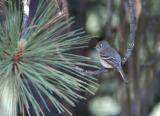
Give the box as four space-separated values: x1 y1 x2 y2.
96 40 128 83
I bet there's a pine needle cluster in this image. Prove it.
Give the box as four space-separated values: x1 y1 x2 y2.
0 0 98 116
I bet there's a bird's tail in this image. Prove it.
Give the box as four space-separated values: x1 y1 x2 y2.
118 68 128 83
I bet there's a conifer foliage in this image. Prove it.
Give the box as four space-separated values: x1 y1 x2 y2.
0 0 97 116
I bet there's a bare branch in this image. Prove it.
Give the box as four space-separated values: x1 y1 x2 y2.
122 0 137 64
74 66 108 76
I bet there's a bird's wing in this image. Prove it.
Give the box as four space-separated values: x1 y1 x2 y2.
100 55 120 68
100 48 121 68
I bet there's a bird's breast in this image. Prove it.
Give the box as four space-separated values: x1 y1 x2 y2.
100 58 113 68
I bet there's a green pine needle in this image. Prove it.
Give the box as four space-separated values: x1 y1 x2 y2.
0 0 98 116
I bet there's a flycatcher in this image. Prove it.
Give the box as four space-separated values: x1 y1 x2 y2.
96 40 128 83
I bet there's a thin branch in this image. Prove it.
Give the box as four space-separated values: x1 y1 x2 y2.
74 66 108 76
56 47 108 76
122 0 137 64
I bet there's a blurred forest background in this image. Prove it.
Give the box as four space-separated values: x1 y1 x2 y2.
66 0 160 116
1 0 160 116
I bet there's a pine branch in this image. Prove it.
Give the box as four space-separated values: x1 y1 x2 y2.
0 1 98 116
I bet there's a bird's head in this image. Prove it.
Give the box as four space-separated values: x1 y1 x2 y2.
95 40 110 52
